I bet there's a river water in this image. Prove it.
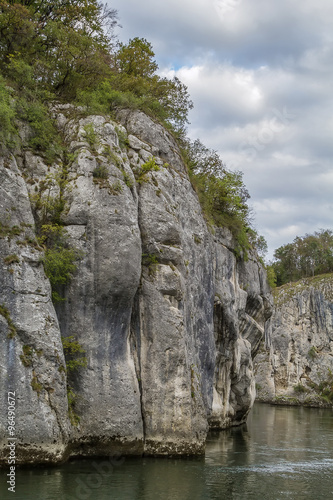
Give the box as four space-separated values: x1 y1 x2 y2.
2 403 333 500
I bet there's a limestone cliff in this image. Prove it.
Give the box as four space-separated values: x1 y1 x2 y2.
0 107 271 465
255 275 333 406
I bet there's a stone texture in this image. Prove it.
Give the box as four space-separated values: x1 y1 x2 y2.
254 276 333 406
210 233 273 428
0 156 70 465
0 108 272 465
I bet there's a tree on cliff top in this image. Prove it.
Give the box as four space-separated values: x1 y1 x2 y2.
79 36 194 133
181 138 255 255
0 2 258 256
270 229 333 286
0 0 118 98
116 37 158 78
0 3 193 144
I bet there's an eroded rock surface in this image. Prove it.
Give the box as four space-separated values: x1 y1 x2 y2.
0 156 69 465
255 276 333 406
0 108 271 464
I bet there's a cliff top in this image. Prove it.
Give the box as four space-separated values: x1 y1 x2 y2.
273 272 333 306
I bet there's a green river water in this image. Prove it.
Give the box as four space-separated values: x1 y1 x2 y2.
1 403 333 500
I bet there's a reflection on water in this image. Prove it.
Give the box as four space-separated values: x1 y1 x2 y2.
1 404 333 500
205 404 333 499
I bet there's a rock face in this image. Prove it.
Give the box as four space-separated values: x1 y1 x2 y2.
0 108 271 465
255 276 333 406
0 156 70 465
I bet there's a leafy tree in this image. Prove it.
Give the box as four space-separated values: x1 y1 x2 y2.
110 37 193 132
115 37 158 78
0 2 259 263
0 3 193 149
272 229 333 285
266 265 277 288
0 0 119 98
148 75 193 133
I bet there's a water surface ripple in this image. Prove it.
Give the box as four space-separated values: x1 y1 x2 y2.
1 404 332 499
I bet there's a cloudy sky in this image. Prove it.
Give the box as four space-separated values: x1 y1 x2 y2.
109 0 333 259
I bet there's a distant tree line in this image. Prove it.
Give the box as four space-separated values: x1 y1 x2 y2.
268 229 333 287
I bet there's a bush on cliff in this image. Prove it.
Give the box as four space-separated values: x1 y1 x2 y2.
181 138 258 256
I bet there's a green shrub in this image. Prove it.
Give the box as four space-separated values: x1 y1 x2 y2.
142 253 159 276
16 96 61 163
0 304 16 338
141 157 160 173
66 386 80 426
134 156 160 184
38 224 64 247
4 254 20 265
61 336 87 426
20 345 33 367
31 374 43 394
76 81 144 116
61 336 87 373
109 181 123 194
0 223 23 238
142 253 158 266
83 123 99 151
0 76 17 148
92 165 109 179
294 383 307 393
43 247 80 302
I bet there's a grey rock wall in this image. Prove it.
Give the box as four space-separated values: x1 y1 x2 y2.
255 276 333 406
0 108 271 464
0 156 70 465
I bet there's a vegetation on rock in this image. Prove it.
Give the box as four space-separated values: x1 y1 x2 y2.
0 1 264 257
0 303 16 337
61 335 87 425
272 272 333 307
181 138 260 256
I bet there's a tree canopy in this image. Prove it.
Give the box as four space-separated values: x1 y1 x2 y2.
269 229 333 286
0 3 194 151
0 0 118 97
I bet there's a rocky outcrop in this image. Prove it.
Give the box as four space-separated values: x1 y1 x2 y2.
0 155 70 465
255 275 333 406
0 107 271 465
210 230 272 428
